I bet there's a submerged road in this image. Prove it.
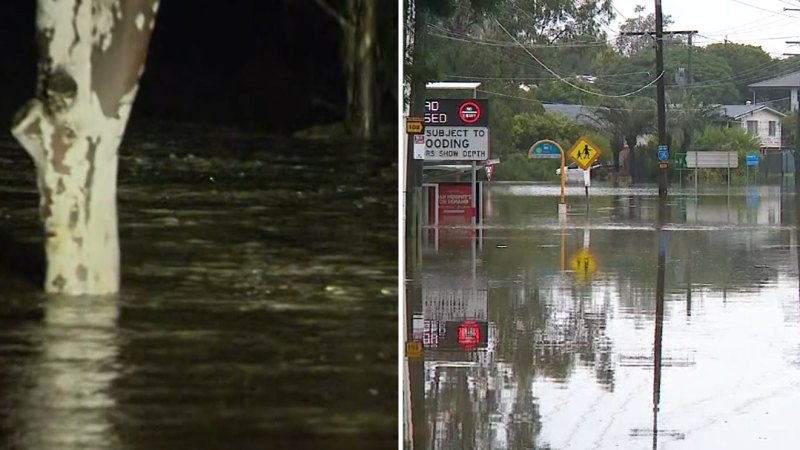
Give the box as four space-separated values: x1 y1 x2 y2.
405 182 800 450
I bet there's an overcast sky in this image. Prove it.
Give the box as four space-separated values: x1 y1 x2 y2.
610 0 800 57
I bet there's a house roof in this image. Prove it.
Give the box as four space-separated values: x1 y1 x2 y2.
542 103 601 125
718 104 786 119
748 71 800 89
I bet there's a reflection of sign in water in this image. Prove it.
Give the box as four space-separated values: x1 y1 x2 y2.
568 135 602 170
405 341 423 358
457 321 481 350
570 248 598 283
422 283 489 351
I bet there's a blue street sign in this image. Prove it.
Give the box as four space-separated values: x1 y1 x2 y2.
746 152 759 167
657 145 669 162
529 140 562 159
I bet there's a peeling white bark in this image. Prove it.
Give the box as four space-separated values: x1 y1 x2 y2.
12 0 157 295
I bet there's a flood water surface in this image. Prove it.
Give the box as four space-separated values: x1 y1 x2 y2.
0 126 397 449
406 182 800 450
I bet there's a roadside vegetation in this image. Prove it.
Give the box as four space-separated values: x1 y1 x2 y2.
405 0 799 184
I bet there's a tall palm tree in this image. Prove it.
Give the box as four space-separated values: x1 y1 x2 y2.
581 97 656 183
667 91 725 153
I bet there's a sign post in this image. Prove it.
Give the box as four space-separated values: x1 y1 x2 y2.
528 139 567 210
568 135 603 209
423 97 490 227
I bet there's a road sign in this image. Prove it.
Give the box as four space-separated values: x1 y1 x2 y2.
423 126 489 160
412 134 425 159
568 135 602 170
570 248 597 283
746 152 760 167
528 140 563 159
406 117 424 134
659 162 668 169
674 153 687 170
658 145 669 162
424 99 490 127
406 341 423 358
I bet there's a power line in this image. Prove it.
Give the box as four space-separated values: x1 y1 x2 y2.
495 19 665 99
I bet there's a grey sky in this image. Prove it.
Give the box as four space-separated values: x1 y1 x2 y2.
609 0 800 57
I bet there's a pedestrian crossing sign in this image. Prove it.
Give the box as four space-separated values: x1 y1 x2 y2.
568 135 602 170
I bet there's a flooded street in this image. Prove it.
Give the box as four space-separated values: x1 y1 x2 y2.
0 124 397 449
405 182 800 450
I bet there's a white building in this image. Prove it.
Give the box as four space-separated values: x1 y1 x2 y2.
719 103 785 152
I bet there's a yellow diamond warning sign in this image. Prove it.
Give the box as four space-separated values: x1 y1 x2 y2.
568 135 603 170
570 248 597 283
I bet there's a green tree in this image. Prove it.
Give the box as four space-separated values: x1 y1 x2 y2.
667 91 725 152
512 112 582 151
705 43 774 102
582 98 656 182
615 4 673 57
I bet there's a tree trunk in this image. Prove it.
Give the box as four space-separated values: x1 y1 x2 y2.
610 134 622 187
626 135 637 184
339 0 377 140
11 0 158 295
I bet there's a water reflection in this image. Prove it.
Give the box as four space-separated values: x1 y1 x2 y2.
8 296 120 449
406 182 800 450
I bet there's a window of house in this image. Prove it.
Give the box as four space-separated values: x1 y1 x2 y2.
747 120 758 135
769 120 776 136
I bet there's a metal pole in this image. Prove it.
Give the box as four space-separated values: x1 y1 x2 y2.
655 0 667 199
687 33 694 86
471 161 476 226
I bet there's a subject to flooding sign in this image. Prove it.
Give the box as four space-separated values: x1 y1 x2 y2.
424 126 489 160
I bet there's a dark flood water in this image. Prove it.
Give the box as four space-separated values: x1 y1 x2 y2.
405 182 800 450
0 124 397 449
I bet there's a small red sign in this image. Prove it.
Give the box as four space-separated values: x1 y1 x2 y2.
458 321 481 350
458 100 481 124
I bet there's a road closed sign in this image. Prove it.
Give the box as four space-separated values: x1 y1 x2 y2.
424 126 489 160
424 98 490 161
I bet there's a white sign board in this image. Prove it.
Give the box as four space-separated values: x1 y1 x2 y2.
423 286 488 321
412 134 425 159
424 126 489 161
687 151 739 169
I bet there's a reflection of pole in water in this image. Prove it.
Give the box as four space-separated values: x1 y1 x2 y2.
652 197 667 449
16 295 120 449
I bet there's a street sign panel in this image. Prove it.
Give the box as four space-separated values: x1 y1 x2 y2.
674 153 687 170
412 134 425 159
528 140 562 159
423 126 489 160
424 99 489 127
746 152 760 167
658 145 669 162
568 135 602 170
406 117 424 134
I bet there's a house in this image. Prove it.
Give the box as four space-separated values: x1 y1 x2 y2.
748 71 800 111
718 103 785 152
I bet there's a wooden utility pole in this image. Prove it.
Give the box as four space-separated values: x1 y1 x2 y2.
654 0 667 198
620 15 697 198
